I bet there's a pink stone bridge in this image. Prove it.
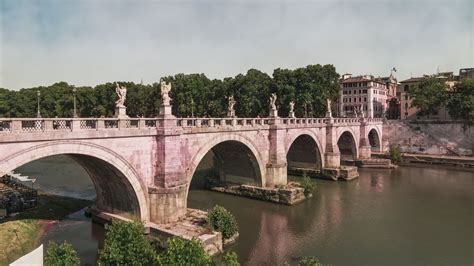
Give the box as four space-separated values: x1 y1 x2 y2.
0 116 383 224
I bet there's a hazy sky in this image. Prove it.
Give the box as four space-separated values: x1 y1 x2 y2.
1 0 472 89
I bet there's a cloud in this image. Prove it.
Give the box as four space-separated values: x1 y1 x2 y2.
1 0 472 89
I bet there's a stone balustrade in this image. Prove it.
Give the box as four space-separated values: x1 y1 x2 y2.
0 116 383 134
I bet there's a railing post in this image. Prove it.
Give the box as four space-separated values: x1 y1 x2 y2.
11 120 21 133
139 118 146 129
44 120 53 131
97 119 105 130
71 119 81 131
209 119 214 127
196 119 201 127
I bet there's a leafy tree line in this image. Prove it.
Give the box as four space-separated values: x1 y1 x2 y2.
408 78 474 121
0 64 340 118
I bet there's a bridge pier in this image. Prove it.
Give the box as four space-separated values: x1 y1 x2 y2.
359 118 372 159
324 118 341 168
265 121 288 187
148 186 187 224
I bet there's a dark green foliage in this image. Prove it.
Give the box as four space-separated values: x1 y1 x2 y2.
0 64 339 119
408 77 448 117
389 144 402 164
44 240 80 266
98 220 159 266
159 237 213 266
298 256 322 266
300 173 316 197
207 205 239 240
221 251 240 266
447 79 474 121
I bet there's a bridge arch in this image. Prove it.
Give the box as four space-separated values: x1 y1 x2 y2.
367 127 382 152
337 129 359 160
286 130 325 171
0 141 149 222
186 133 266 193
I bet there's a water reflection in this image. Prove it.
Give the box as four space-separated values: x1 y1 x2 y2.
12 156 474 266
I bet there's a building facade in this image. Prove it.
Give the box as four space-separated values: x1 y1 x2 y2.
338 74 389 118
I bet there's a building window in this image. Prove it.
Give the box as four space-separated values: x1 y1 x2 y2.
363 89 367 93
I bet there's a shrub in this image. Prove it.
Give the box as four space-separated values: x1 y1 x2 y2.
98 220 159 266
207 205 239 240
389 144 402 164
221 251 240 266
159 237 213 266
298 256 322 266
300 173 316 197
44 240 80 266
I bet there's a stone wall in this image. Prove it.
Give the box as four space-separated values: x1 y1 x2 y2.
383 120 473 156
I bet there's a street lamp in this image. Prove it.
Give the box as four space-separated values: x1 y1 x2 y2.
36 90 41 118
73 87 78 118
191 98 194 118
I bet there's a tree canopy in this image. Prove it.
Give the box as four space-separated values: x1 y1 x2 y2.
446 79 474 121
407 77 448 117
0 64 340 118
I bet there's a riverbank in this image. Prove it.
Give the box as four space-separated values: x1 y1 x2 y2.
372 152 474 169
0 193 92 265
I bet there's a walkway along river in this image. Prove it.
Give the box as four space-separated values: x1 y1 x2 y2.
15 155 474 266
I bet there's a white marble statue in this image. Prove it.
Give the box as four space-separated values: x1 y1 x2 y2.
160 79 172 106
115 83 127 107
353 106 358 118
228 95 236 113
270 93 277 110
360 104 365 118
289 101 295 113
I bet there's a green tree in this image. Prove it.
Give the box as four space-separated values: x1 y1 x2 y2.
98 220 159 266
446 79 474 121
408 77 448 118
159 237 213 266
207 205 239 240
300 173 316 197
44 240 80 266
221 251 240 266
297 256 322 266
389 144 402 164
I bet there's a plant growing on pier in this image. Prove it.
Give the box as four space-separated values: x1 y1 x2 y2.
297 256 322 266
389 144 402 164
44 240 80 266
221 251 240 266
98 220 159 266
159 237 213 266
207 205 239 240
300 173 316 197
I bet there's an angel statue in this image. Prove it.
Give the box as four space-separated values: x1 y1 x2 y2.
228 95 236 112
270 93 277 110
326 99 332 114
160 79 172 106
115 83 127 107
360 104 365 118
289 101 295 113
353 106 358 118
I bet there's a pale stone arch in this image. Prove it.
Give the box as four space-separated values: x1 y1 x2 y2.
366 125 383 152
336 128 359 159
186 132 266 193
0 141 149 222
285 129 325 169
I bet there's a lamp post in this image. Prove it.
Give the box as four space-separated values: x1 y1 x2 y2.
73 87 78 118
36 90 41 118
191 98 194 118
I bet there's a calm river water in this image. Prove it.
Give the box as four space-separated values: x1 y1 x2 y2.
16 155 474 266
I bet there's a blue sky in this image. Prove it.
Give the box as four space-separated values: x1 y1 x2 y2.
1 0 472 89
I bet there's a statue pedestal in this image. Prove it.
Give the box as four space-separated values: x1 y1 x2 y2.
114 106 128 118
269 109 279 118
289 111 295 118
227 110 236 118
159 104 174 118
326 111 332 118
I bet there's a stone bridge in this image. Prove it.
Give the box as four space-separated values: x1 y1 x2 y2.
0 115 383 225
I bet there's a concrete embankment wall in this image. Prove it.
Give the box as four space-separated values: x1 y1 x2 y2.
383 120 473 156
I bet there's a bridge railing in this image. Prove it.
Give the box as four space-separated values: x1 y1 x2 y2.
0 118 159 133
176 118 273 128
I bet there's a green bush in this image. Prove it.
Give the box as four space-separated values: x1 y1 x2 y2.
98 220 159 266
159 237 213 266
207 205 239 240
389 144 402 164
300 173 316 197
44 240 80 266
298 256 322 266
221 251 240 266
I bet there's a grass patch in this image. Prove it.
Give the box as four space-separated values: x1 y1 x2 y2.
0 193 92 265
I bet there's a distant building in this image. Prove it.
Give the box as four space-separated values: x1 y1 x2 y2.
338 73 394 118
398 69 472 120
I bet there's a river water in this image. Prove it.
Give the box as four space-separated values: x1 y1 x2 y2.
16 155 474 265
